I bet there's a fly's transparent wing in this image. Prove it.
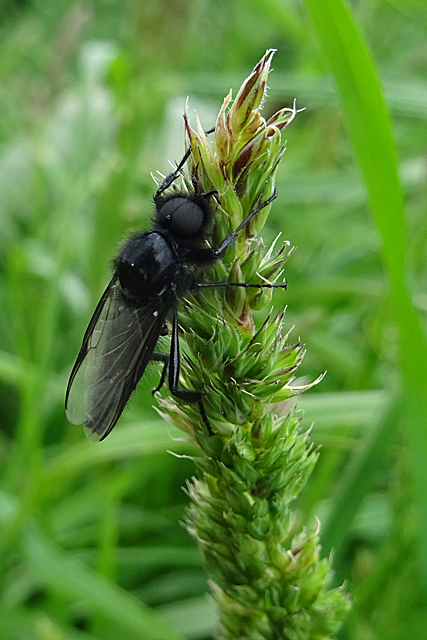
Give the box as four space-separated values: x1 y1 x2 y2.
65 274 172 441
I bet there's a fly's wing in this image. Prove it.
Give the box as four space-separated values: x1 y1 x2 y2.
65 274 172 441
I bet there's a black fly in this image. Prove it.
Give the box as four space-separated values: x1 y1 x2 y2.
65 141 283 441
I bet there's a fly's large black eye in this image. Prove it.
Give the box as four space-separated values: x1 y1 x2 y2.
158 197 204 237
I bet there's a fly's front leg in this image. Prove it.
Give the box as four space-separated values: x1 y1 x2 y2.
154 148 193 200
214 189 278 256
190 190 285 290
186 190 279 269
168 308 212 434
154 128 215 200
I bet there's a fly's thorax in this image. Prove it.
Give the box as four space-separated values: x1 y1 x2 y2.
117 232 190 303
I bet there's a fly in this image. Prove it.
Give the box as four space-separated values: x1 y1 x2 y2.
65 139 285 441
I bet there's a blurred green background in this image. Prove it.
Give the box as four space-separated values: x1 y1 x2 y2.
1 0 427 638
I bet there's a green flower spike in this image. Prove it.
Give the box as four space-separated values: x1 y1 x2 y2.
156 49 350 639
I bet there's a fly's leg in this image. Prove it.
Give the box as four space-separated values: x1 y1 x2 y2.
191 190 285 290
168 308 212 435
213 188 277 256
188 189 279 268
151 351 169 394
154 128 215 201
196 280 287 291
154 148 193 200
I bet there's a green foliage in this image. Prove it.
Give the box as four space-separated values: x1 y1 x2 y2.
0 1 426 639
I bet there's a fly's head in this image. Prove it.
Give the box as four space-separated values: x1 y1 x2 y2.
154 192 214 249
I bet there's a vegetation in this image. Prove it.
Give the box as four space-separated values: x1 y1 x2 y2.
0 1 426 639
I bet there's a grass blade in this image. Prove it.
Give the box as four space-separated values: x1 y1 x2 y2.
302 0 427 585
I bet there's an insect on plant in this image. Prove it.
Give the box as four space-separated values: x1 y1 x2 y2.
65 134 286 441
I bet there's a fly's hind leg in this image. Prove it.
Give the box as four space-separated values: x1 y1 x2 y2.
168 308 212 435
151 351 169 395
151 323 170 394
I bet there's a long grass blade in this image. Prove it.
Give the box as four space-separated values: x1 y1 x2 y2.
302 0 427 585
